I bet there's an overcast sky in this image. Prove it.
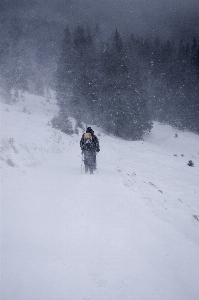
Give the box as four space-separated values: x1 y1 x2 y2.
1 0 199 40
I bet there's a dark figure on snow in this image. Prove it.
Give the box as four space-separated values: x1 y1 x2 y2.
80 127 100 174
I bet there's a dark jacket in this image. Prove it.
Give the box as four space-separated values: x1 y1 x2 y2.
80 133 100 152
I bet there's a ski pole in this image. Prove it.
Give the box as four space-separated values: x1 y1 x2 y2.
81 151 84 173
95 152 98 174
81 152 83 173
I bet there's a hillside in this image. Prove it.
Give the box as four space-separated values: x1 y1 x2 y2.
1 92 199 300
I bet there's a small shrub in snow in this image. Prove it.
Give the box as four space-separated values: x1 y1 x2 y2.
9 138 14 146
187 160 194 167
8 138 18 153
193 215 199 222
74 121 83 135
7 159 14 167
45 89 51 103
181 154 184 157
175 133 178 138
74 125 79 135
23 107 30 114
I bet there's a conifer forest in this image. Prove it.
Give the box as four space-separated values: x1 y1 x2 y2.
0 2 199 139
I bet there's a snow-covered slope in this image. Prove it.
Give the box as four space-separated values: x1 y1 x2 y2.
1 92 199 300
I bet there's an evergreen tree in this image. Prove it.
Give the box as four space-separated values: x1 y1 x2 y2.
71 25 100 123
55 25 198 138
51 110 73 135
100 29 152 139
56 26 73 110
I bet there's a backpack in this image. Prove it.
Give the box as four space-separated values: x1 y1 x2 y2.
84 132 92 142
83 133 94 150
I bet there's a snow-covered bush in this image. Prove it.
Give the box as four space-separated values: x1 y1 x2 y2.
187 160 194 167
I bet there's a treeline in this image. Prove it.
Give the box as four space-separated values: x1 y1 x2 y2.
149 37 199 133
56 25 153 139
56 25 199 139
1 17 198 139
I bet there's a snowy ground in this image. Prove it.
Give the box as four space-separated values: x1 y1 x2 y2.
1 92 199 300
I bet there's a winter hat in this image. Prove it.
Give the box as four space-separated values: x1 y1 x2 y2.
86 127 93 133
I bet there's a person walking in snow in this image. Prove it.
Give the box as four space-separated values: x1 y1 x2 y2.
80 127 100 174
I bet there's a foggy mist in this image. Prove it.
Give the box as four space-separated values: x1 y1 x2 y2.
0 0 199 136
1 0 199 39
